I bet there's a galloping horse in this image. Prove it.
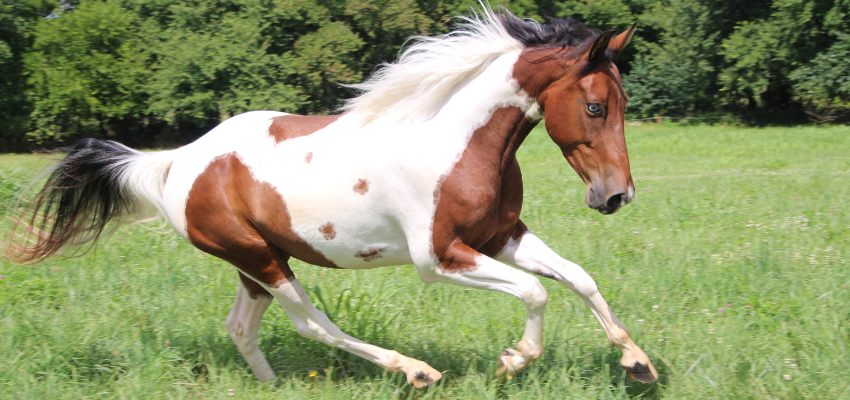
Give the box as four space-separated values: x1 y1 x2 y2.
7 7 657 387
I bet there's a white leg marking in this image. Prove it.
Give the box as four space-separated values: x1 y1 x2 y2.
417 255 548 377
497 231 658 382
255 275 441 387
226 281 276 381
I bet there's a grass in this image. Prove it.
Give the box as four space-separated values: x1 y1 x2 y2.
0 122 848 399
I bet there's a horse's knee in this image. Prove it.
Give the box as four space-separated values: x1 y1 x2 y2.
291 318 317 340
523 277 548 309
294 325 317 340
292 313 338 343
570 272 599 298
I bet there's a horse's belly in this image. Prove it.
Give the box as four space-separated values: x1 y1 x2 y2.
257 183 417 269
284 202 414 269
247 147 425 270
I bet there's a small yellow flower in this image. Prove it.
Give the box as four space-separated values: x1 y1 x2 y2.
309 371 318 378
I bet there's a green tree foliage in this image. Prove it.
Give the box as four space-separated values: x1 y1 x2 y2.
623 0 849 119
622 0 774 117
790 32 850 121
20 0 450 144
24 0 151 145
1 0 847 149
0 0 55 146
292 21 364 112
134 0 306 132
720 0 850 117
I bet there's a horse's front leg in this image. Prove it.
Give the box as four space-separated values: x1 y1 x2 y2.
496 222 659 383
417 241 548 379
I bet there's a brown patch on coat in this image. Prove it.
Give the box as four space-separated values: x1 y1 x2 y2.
319 222 336 240
185 153 339 289
304 152 313 163
268 114 341 144
355 247 384 261
431 107 540 272
353 179 369 195
510 48 570 100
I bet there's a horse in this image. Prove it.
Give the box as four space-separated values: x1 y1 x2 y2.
6 7 657 388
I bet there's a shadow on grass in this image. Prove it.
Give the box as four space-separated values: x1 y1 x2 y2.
159 322 665 398
23 293 663 399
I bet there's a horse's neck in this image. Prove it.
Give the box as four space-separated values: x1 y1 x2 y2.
468 106 540 176
431 51 535 127
432 51 540 173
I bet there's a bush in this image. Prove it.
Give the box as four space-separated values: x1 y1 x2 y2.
790 32 850 122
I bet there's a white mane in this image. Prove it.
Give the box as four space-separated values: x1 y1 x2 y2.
340 6 535 123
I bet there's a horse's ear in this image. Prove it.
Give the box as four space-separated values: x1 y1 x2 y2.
587 30 616 62
608 23 637 62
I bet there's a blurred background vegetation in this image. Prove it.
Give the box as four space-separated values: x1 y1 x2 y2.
1 0 848 150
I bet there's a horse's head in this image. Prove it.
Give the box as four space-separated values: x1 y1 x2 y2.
515 25 636 214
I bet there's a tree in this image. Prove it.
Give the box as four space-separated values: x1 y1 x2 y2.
24 0 152 145
0 0 56 149
790 32 850 122
137 0 305 132
622 0 776 118
8 0 849 149
720 0 850 116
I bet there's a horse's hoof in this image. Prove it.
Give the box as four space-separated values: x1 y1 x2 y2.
407 366 442 388
619 339 658 383
623 360 658 383
495 348 527 380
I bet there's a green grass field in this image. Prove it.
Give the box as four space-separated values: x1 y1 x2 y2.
1 123 848 399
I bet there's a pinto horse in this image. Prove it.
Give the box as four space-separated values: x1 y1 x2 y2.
7 8 657 387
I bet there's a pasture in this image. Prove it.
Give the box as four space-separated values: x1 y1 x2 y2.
0 123 848 399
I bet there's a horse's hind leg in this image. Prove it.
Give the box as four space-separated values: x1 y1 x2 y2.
225 273 275 381
183 153 438 386
249 257 442 388
202 232 441 386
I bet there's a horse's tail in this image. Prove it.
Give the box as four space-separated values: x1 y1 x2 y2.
5 138 176 263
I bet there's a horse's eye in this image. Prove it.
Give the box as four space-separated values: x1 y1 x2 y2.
587 103 603 116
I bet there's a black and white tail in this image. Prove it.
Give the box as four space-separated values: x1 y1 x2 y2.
5 138 175 263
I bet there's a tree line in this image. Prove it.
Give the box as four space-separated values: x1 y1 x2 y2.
1 0 848 151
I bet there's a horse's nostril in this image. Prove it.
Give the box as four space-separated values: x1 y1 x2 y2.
605 193 627 213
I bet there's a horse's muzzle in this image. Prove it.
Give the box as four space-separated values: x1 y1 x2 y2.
598 193 628 214
588 184 634 215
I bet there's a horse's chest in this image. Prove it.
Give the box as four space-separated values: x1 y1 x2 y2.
431 155 524 257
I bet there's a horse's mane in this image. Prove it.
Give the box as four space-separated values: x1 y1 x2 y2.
340 5 601 123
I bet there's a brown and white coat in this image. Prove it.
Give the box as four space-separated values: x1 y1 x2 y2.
8 8 656 387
